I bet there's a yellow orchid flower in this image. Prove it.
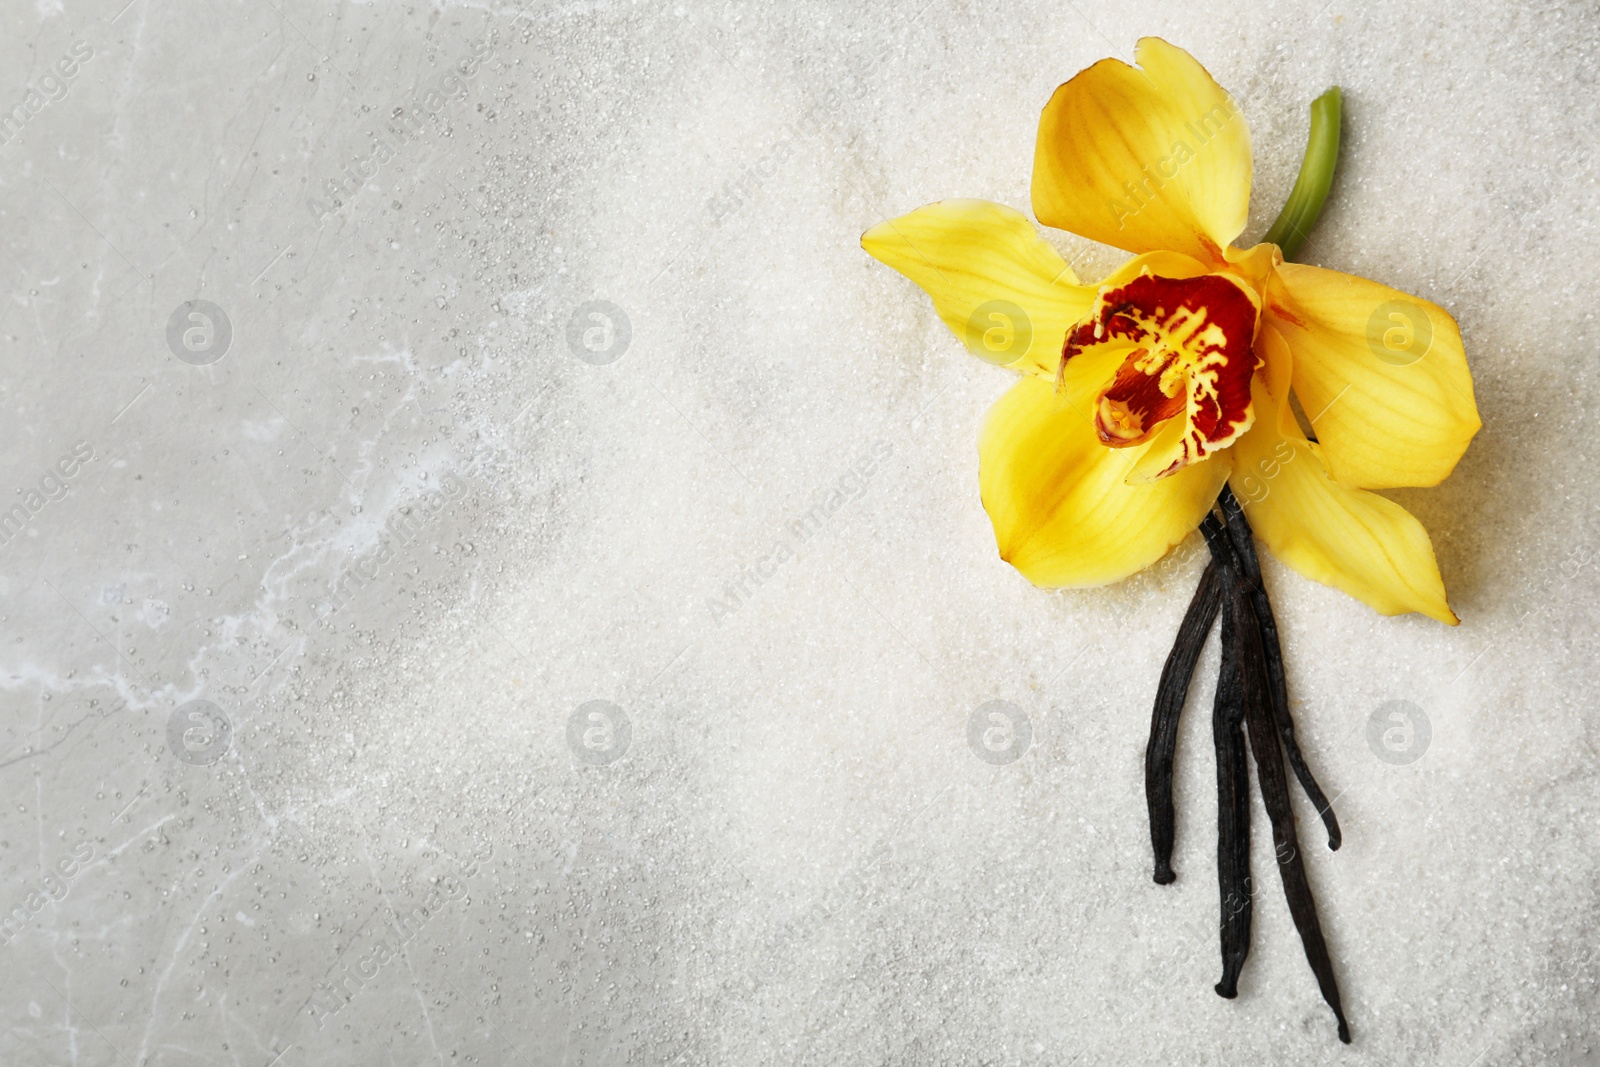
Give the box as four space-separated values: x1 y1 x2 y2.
862 37 1479 625
864 38 1483 1043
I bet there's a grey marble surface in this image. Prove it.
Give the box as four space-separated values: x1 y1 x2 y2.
1 0 1597 1064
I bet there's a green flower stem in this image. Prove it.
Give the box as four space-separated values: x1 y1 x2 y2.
1262 87 1342 261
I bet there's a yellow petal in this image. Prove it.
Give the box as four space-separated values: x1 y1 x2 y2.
1221 239 1282 295
979 362 1230 587
861 199 1093 378
1032 37 1251 266
1097 248 1213 288
1231 333 1457 623
1268 262 1481 489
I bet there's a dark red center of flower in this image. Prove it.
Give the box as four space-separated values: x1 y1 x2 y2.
1061 271 1260 476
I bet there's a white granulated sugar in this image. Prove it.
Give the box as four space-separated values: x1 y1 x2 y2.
0 0 1594 1063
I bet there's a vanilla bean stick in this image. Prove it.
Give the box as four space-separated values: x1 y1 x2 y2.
1146 558 1225 884
1155 503 1351 1041
1218 486 1342 851
1199 515 1255 997
1231 581 1351 1043
1210 596 1252 999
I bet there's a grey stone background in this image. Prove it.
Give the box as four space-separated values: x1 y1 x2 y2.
1 0 1596 1063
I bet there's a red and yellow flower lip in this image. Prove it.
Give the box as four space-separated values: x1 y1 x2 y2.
862 38 1481 624
1067 268 1260 478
